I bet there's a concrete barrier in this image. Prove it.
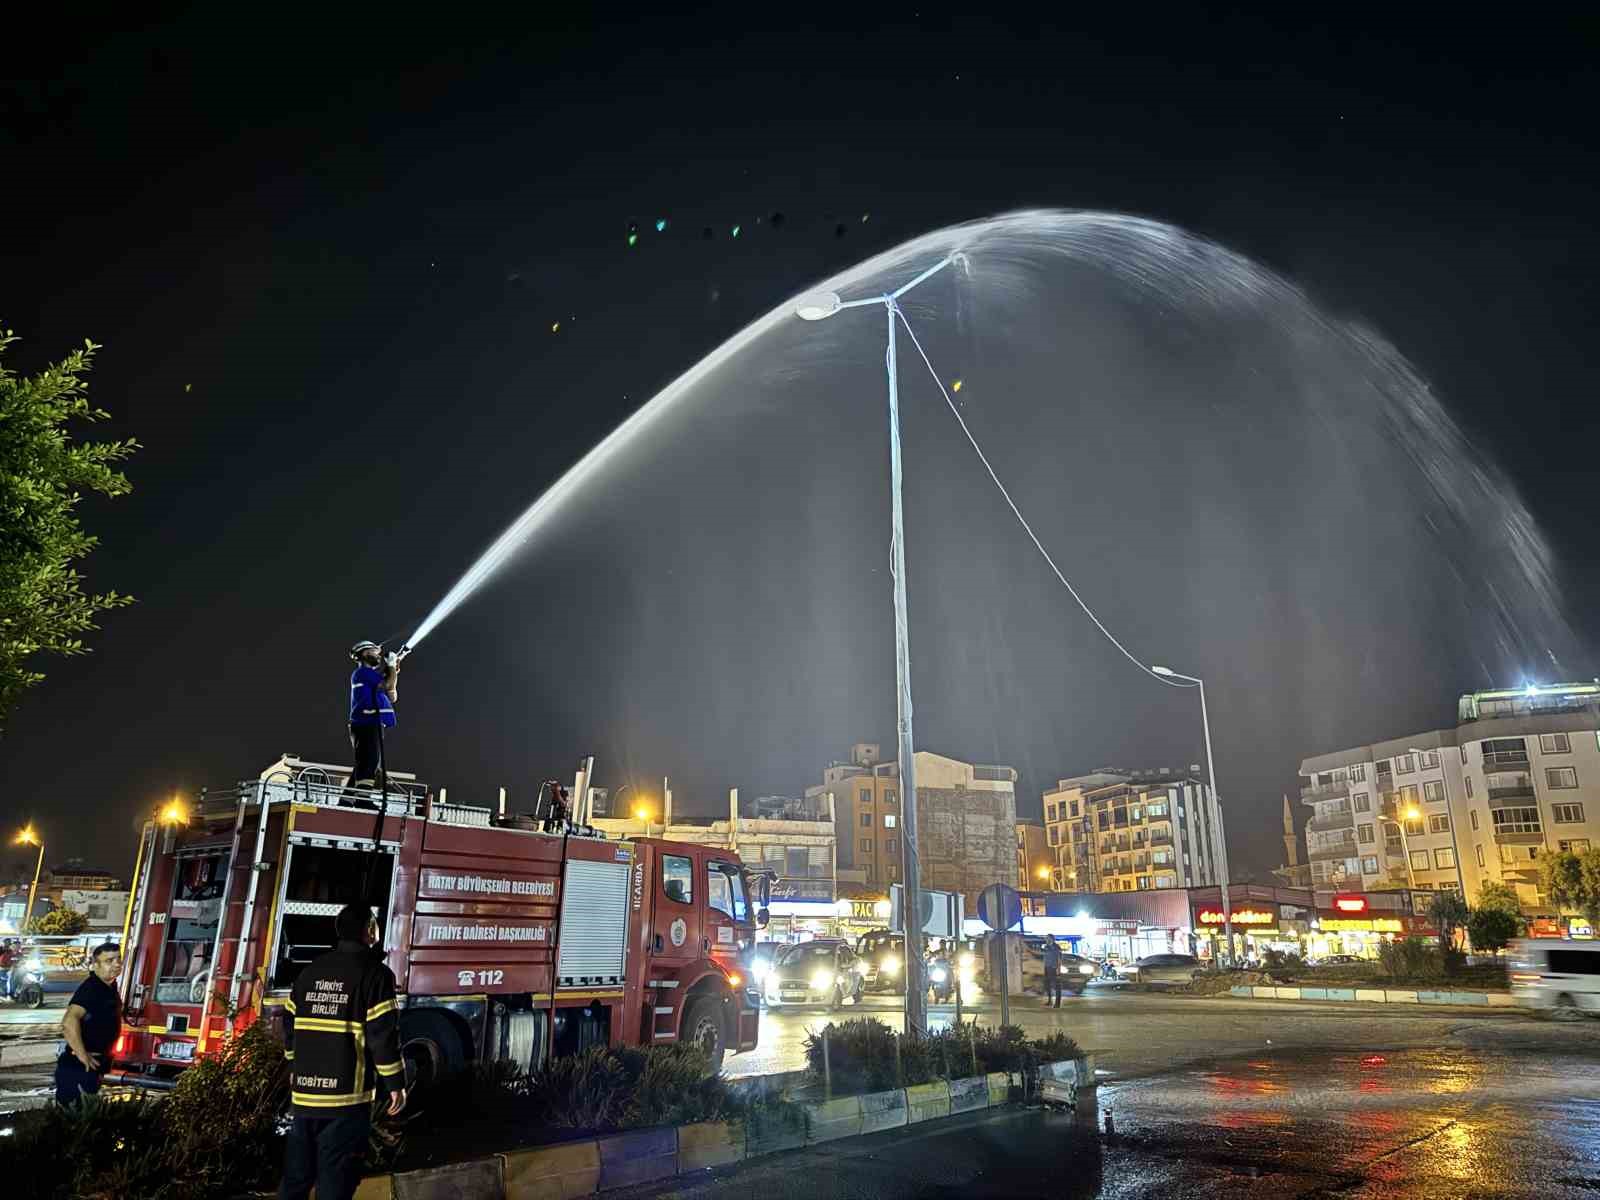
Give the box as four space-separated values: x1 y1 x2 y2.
803 1094 864 1144
1487 992 1519 1007
1230 985 1254 998
984 1071 1013 1106
1355 988 1388 1004
0 1041 60 1068
1324 988 1356 1002
1274 987 1301 1000
948 1074 988 1115
745 1107 807 1157
1298 987 1327 1000
355 1178 396 1200
1252 986 1276 999
1446 991 1488 1006
393 1157 505 1199
677 1120 744 1172
1384 990 1419 1004
905 1080 951 1125
502 1140 601 1200
859 1086 909 1135
1416 990 1449 1004
596 1128 676 1191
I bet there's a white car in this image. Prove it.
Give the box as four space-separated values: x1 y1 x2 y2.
1118 953 1203 986
1509 938 1600 1018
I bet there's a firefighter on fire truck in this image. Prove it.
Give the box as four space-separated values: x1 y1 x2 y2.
347 640 399 791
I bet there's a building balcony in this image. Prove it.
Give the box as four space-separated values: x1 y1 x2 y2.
1483 751 1531 770
1487 785 1537 805
1493 827 1543 844
1300 779 1352 804
1307 810 1354 832
1149 832 1173 846
1309 838 1359 862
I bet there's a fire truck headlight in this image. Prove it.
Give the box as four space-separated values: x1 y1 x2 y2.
929 966 948 983
882 956 901 976
810 971 835 991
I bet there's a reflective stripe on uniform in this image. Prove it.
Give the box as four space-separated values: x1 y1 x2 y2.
366 999 396 1021
375 1059 403 1077
291 1089 376 1108
293 1016 361 1034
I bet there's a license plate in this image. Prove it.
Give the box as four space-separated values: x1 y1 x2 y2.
156 1040 195 1061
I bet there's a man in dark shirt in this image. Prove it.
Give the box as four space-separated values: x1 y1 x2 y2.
56 941 122 1105
1041 937 1064 1008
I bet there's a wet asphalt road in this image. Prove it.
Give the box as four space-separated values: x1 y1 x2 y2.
730 987 1582 1081
629 995 1600 1199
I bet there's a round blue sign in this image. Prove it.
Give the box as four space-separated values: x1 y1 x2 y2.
977 883 1022 931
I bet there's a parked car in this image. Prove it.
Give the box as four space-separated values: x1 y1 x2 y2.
764 941 863 1009
1119 953 1203 986
1509 938 1600 1018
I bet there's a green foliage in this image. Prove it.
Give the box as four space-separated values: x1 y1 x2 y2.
25 906 88 935
1262 947 1305 970
1378 936 1446 981
804 1018 1081 1094
1474 881 1525 926
1468 907 1520 955
499 1043 739 1132
1427 890 1471 953
0 330 138 729
0 1021 287 1199
1538 848 1600 927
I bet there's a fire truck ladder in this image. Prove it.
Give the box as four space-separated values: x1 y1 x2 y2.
196 775 279 1042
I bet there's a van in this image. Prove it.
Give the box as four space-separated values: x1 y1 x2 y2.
1508 938 1600 1017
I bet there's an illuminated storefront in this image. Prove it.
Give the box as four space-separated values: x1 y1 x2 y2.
1305 893 1437 959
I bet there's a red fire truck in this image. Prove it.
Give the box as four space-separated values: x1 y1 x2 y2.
107 756 770 1089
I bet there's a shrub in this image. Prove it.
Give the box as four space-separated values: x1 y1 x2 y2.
498 1043 738 1133
1377 937 1445 981
1468 907 1520 955
805 1019 1081 1094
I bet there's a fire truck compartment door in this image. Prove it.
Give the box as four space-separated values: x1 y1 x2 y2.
556 858 630 986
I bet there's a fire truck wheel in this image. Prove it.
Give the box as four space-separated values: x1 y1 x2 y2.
400 1010 466 1092
680 995 727 1074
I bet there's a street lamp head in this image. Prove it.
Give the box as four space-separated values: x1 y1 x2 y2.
14 827 39 847
1036 866 1050 880
795 291 842 321
1150 665 1175 677
1404 806 1422 821
633 806 651 822
161 799 189 826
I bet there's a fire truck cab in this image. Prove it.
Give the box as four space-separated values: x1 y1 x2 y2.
108 757 770 1089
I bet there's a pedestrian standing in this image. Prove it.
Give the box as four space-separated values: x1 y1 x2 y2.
346 640 399 794
55 942 122 1105
1041 936 1064 1008
279 903 407 1200
0 939 16 999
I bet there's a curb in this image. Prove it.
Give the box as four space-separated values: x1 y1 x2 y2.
0 1041 58 1068
1225 985 1517 1009
356 1057 1089 1199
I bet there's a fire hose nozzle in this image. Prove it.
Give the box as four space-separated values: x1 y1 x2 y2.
386 644 412 668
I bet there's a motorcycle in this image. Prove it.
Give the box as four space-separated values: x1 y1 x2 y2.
926 955 955 1004
2 959 46 1008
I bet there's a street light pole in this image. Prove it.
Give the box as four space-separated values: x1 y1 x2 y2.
1152 667 1234 964
15 828 45 933
797 255 958 1037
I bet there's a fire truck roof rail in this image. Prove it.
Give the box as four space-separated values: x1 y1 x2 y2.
197 771 427 821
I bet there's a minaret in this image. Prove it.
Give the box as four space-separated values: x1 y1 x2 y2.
1281 794 1299 866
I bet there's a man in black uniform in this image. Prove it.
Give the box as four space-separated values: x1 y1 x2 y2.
280 903 407 1200
55 941 123 1105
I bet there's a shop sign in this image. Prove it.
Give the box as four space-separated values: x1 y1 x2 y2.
771 878 834 902
1529 917 1564 939
1332 894 1368 914
1197 907 1275 926
1321 917 1404 933
1570 919 1595 940
848 900 884 922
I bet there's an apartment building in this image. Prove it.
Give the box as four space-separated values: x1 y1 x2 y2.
1040 767 1225 893
807 743 1019 895
1298 682 1600 909
1016 820 1050 889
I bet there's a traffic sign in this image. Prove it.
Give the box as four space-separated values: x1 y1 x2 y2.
977 883 1022 931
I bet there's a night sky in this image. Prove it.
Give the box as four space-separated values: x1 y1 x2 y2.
4 12 1598 886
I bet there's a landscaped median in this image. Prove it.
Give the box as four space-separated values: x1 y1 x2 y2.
349 1055 1095 1200
1225 984 1518 1008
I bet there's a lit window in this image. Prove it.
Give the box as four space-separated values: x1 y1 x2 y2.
1560 838 1591 853
1410 850 1430 870
884 813 897 828
1434 848 1455 870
